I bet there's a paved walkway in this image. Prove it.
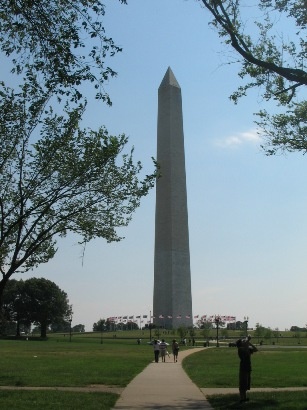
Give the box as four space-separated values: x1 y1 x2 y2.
113 348 213 409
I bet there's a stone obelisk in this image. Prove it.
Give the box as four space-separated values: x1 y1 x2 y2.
153 67 193 329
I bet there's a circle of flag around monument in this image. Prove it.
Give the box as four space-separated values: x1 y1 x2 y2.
106 314 236 324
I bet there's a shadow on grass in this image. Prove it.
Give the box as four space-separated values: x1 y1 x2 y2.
207 392 307 410
207 394 278 409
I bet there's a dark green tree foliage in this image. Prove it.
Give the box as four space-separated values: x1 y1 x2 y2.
20 277 71 338
0 0 157 305
50 320 71 333
72 324 85 332
200 0 307 154
2 278 71 337
1 279 30 336
93 318 106 331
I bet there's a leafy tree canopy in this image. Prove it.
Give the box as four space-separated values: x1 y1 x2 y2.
93 318 106 331
0 0 157 303
0 0 127 103
0 89 156 298
200 0 307 155
21 277 72 338
2 277 71 338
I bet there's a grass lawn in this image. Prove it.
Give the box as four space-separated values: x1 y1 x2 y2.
183 347 307 409
0 390 118 410
183 347 307 388
0 338 152 387
0 337 153 410
1 336 307 409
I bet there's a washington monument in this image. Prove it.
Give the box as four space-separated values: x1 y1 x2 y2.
153 67 193 329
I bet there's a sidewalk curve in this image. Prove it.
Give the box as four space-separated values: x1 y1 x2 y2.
113 347 213 409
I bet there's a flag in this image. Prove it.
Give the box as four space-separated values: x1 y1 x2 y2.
176 315 182 319
143 315 147 318
167 315 172 319
194 315 199 319
159 314 164 319
129 316 134 319
136 315 141 318
186 315 191 319
123 316 127 319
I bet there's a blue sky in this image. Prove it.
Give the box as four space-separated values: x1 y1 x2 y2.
16 0 307 331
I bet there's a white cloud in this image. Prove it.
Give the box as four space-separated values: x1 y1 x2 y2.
215 129 261 148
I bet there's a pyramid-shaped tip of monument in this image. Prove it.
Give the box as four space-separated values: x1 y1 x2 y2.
159 67 180 88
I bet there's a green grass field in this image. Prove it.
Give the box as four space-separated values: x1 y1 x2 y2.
183 347 307 409
183 347 307 388
1 332 307 409
0 337 151 387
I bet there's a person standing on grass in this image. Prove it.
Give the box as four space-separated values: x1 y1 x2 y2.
153 339 160 363
172 339 179 362
236 335 258 402
159 339 167 362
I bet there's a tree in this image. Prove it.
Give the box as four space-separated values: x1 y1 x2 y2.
177 326 188 341
1 277 70 337
50 320 71 333
254 322 265 342
93 318 106 332
72 324 85 333
0 0 127 103
21 278 72 338
0 1 157 306
0 96 156 303
201 321 212 341
1 279 30 336
200 0 307 154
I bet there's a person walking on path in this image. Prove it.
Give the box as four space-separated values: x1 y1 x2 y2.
153 339 160 363
236 335 258 402
159 339 167 362
172 339 179 362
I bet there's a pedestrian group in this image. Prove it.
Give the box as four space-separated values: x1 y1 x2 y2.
153 339 180 363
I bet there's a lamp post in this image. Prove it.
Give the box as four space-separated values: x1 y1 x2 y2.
214 315 222 347
100 319 103 344
244 316 249 337
69 315 72 342
149 310 152 341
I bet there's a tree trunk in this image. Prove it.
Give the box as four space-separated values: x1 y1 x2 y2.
40 322 47 338
16 319 21 337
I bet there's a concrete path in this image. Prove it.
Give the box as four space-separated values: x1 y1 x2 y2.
113 348 213 409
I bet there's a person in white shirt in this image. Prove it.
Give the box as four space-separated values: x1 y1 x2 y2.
153 339 160 363
159 339 167 362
